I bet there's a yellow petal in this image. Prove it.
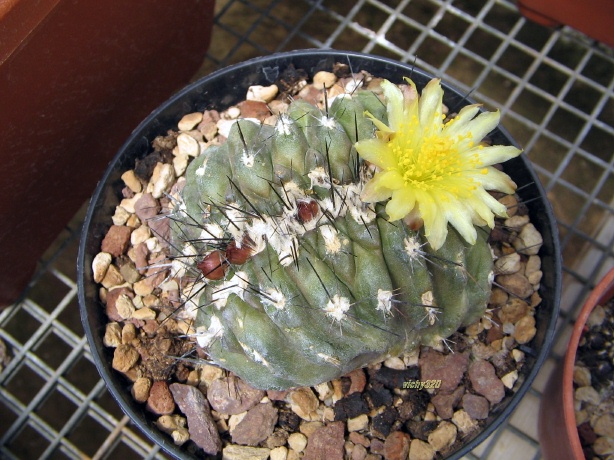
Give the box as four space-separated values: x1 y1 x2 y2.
474 145 522 166
355 138 397 170
468 167 517 194
442 104 481 137
462 110 500 143
385 187 416 221
446 201 478 246
377 170 405 190
365 111 394 134
361 175 394 203
418 79 444 134
380 79 404 131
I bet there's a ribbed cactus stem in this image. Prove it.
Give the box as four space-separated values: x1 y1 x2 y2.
169 81 495 390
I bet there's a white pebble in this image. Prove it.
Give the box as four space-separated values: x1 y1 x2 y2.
270 446 288 460
116 294 135 319
119 193 142 214
148 163 175 199
384 356 406 370
501 370 518 389
495 252 521 275
513 223 543 255
246 84 279 102
313 71 337 89
173 154 189 177
121 170 142 193
575 385 601 405
347 414 369 432
92 252 112 283
178 112 203 131
131 225 151 246
287 432 307 452
132 307 156 321
176 133 200 157
112 206 130 226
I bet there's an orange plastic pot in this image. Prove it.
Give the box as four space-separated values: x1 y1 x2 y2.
539 267 614 459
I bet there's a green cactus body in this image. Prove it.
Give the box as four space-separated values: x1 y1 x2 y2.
170 87 494 390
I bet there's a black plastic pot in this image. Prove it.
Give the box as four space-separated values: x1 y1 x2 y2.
78 49 562 459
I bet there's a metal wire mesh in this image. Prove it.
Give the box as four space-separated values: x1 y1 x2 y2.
1 0 613 458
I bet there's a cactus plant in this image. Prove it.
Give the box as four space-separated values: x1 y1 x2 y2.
168 76 521 390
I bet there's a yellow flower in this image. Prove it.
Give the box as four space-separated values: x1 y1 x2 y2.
356 78 522 250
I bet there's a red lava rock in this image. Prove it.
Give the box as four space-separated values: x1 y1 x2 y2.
486 321 504 343
238 100 271 120
231 402 279 446
431 386 465 420
206 375 265 415
169 383 221 455
577 421 597 445
303 421 345 460
419 348 470 393
105 287 134 322
148 213 170 247
462 393 490 420
383 431 411 460
134 193 160 223
146 381 175 415
101 225 133 257
468 360 505 404
349 431 370 447
346 368 367 394
365 382 393 410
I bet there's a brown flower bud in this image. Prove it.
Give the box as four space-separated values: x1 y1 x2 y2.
197 251 227 280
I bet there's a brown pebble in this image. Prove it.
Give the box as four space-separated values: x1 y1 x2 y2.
349 431 370 447
514 315 537 344
231 402 279 446
146 381 175 415
419 348 469 393
169 383 221 455
134 193 160 223
431 386 465 420
468 360 505 404
496 273 534 299
131 377 152 403
238 100 271 121
303 421 345 460
101 225 133 257
383 431 411 460
498 298 530 324
207 376 265 415
112 343 139 373
461 393 490 420
105 287 134 322
346 368 367 394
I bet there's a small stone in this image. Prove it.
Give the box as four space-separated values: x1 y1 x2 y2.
384 356 406 370
101 264 125 289
222 445 270 460
514 315 537 344
289 387 320 421
231 402 278 446
117 257 140 283
303 421 345 460
267 430 289 449
489 287 508 307
270 446 288 460
132 307 156 321
121 322 136 343
372 366 420 389
178 112 203 131
496 273 534 299
105 287 133 321
351 444 368 460
239 100 271 120
246 84 279 102
594 414 614 437
300 421 324 438
495 252 521 275
409 439 435 460
501 370 518 389
119 194 141 214
112 205 130 225
372 407 398 438
468 360 505 404
594 436 614 456
131 377 152 403
577 421 597 445
498 298 529 324
176 132 200 157
148 163 175 199
419 348 469 393
169 383 222 455
313 71 337 89
121 170 142 193
173 154 189 177
451 409 478 434
314 381 334 401
587 304 606 328
348 414 369 432
103 322 122 347
288 432 308 452
349 431 370 447
101 225 133 257
431 386 464 420
146 381 175 415
92 252 112 283
427 421 457 452
513 223 543 255
334 392 370 420
383 431 410 460
346 368 367 394
112 344 139 373
267 389 289 401
504 215 529 231
207 376 265 415
134 193 160 224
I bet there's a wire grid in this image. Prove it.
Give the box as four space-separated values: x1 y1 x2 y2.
1 0 613 458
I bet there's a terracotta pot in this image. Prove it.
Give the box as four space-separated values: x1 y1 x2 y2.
78 49 562 459
539 267 614 459
517 0 614 48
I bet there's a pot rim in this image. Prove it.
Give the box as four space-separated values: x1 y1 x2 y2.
78 49 562 459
